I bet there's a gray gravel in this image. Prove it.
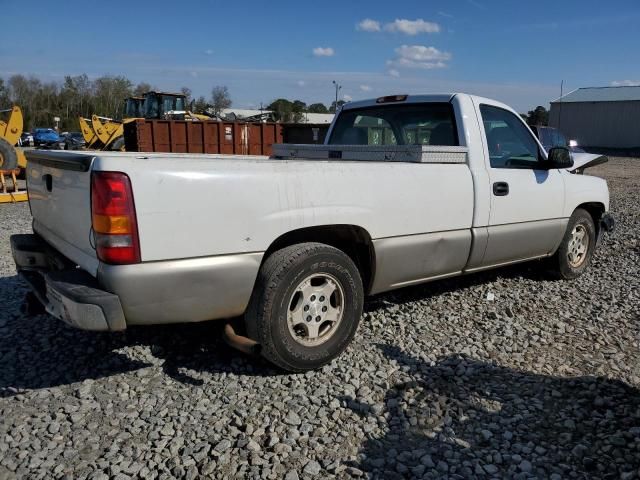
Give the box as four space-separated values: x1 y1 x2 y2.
1 158 639 479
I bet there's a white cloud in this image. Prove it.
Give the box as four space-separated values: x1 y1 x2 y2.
313 47 335 57
388 69 400 77
343 94 353 102
359 84 372 92
438 11 453 18
204 49 214 55
383 19 440 35
297 80 306 87
356 18 381 32
611 80 640 87
387 45 451 69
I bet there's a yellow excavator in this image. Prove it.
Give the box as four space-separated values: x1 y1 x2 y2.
88 92 209 150
0 105 28 203
93 96 146 150
79 116 104 149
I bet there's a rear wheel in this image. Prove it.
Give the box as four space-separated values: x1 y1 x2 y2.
550 208 596 279
246 243 364 372
0 138 18 171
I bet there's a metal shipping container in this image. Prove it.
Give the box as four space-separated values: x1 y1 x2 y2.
123 119 283 155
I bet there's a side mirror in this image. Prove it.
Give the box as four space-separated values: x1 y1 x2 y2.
547 146 573 169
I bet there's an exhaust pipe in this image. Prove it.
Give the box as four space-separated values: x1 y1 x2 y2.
223 321 261 356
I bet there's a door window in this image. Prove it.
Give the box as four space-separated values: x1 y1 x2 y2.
480 105 542 169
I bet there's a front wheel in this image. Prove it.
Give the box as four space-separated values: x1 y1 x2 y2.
550 208 596 279
246 243 364 372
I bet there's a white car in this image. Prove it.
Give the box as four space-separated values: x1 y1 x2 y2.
12 93 614 371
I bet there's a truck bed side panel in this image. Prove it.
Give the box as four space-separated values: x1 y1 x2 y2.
92 154 475 264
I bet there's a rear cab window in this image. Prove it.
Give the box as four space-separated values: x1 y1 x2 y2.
328 103 459 146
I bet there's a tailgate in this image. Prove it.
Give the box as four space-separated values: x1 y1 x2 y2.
25 151 99 275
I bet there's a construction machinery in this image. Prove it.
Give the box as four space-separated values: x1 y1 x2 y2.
0 105 28 203
142 91 209 121
79 116 104 149
93 96 147 150
89 92 209 151
125 96 145 118
91 114 125 150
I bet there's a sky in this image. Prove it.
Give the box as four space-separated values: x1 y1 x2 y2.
1 0 640 112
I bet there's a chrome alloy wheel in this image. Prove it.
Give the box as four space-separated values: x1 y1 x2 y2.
567 224 589 268
287 273 345 346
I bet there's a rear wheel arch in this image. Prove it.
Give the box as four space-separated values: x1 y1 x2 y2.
261 224 376 294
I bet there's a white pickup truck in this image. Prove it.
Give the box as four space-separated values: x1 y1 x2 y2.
12 93 614 371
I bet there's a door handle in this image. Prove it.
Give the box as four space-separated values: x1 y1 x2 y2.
493 181 509 196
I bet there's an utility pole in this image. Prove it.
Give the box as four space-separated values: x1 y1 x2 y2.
558 80 564 131
332 80 342 112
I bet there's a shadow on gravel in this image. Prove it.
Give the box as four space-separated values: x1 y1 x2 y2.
364 260 552 314
0 259 558 395
0 275 276 396
345 345 640 479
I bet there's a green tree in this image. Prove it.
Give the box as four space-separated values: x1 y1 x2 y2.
210 86 232 115
0 78 10 106
267 98 294 122
308 103 329 113
291 100 307 123
525 106 549 126
93 75 133 119
192 96 208 114
180 86 193 106
133 82 154 96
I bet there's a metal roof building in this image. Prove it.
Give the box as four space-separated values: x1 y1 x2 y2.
549 86 640 149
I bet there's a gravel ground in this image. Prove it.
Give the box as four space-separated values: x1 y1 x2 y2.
0 159 639 479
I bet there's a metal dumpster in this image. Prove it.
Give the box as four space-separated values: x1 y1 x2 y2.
123 119 284 156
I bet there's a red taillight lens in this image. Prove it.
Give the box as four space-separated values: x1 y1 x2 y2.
91 172 141 264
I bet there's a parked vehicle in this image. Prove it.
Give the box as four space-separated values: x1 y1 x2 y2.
529 125 610 173
60 131 86 150
33 128 63 149
12 93 614 371
19 132 33 147
530 125 585 153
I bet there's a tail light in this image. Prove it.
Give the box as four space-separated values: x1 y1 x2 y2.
91 171 141 264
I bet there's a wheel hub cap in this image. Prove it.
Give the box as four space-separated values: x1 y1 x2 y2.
567 224 589 268
287 273 344 346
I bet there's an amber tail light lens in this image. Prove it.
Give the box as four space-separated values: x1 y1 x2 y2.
91 171 141 264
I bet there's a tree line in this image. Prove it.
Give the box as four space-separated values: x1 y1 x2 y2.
521 106 549 126
0 73 340 131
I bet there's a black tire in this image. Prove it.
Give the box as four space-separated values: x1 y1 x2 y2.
0 137 18 171
550 208 596 279
109 136 125 151
246 242 364 372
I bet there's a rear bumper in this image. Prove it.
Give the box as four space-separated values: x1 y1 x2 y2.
11 234 125 331
11 233 263 331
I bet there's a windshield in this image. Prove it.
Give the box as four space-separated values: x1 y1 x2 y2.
328 103 458 146
537 127 568 149
144 93 160 118
125 98 144 118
